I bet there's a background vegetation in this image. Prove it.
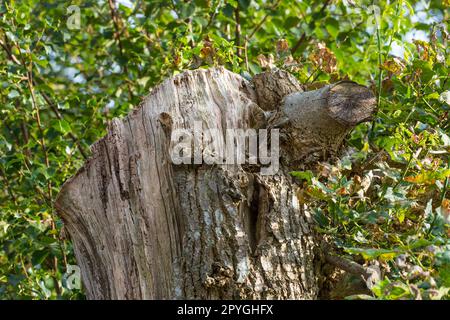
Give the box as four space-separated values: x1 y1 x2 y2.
0 0 448 299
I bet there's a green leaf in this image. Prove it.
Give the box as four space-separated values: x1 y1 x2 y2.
325 18 339 38
290 170 314 183
284 17 300 29
54 120 71 134
238 0 251 10
32 249 49 265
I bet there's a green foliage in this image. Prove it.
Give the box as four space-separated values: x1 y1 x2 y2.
291 18 449 296
0 0 448 299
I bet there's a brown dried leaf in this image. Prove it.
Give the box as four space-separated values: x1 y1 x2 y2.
257 54 275 69
276 39 289 53
309 42 337 74
442 199 450 223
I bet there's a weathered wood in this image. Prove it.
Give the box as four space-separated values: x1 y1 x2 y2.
55 67 376 299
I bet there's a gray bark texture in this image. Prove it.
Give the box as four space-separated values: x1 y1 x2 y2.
55 67 376 299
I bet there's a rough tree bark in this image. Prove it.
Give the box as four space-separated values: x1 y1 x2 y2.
55 67 376 299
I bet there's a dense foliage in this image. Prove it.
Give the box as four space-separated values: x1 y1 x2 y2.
0 0 448 299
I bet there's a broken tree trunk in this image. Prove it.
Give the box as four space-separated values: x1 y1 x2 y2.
55 67 376 299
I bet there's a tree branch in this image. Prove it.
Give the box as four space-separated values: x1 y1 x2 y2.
325 254 368 277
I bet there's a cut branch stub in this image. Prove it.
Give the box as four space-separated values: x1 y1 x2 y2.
270 80 376 164
327 81 377 126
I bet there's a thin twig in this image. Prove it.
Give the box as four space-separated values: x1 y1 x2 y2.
235 7 241 58
38 89 88 159
291 33 307 55
107 0 134 101
325 254 369 277
291 0 331 54
0 30 88 160
0 37 21 64
244 40 249 71
4 19 63 295
247 0 281 40
204 0 222 31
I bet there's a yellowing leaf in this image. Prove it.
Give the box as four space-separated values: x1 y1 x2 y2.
442 199 450 223
379 252 397 261
404 170 450 185
276 39 289 53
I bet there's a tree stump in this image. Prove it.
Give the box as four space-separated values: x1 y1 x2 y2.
55 67 376 299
